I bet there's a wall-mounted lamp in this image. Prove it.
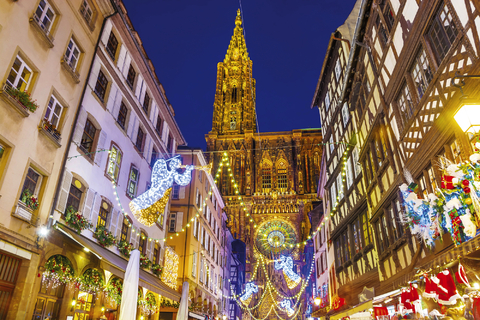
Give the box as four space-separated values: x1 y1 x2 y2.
35 226 49 249
452 72 480 133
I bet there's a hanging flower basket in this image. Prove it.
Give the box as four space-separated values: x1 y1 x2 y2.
117 240 133 257
78 268 104 294
139 292 158 315
20 189 39 210
151 263 163 277
104 277 123 306
42 255 75 288
140 254 152 269
94 225 116 248
65 206 93 234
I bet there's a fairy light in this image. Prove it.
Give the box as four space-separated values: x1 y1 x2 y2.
161 247 179 290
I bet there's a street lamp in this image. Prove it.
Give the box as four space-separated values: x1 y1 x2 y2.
452 72 480 133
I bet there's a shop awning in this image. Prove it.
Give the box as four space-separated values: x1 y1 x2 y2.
188 312 204 319
56 224 181 301
329 300 373 320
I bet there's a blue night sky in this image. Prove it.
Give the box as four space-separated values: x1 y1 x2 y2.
122 0 357 149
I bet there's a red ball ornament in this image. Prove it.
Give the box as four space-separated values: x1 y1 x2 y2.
462 180 470 187
464 187 471 194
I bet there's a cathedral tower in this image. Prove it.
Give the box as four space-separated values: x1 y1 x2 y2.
211 9 257 135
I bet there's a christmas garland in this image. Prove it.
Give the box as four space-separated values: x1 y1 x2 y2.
94 225 116 248
43 255 75 287
151 263 163 277
105 277 123 305
139 292 158 315
140 253 152 269
160 297 180 308
65 206 93 234
117 240 133 257
78 268 104 294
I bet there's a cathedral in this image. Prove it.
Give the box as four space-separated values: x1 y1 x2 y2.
205 10 323 318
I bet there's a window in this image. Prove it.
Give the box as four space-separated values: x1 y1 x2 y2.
97 201 110 229
277 166 288 191
155 115 163 135
127 166 139 198
34 0 55 32
153 242 160 264
346 156 353 189
192 251 197 277
427 166 438 192
374 132 386 168
80 0 93 24
195 188 200 207
143 92 150 115
199 256 204 283
341 103 349 127
336 175 343 200
151 147 158 168
44 95 64 128
167 134 173 153
126 64 136 89
117 102 128 129
418 173 428 199
262 163 272 192
377 214 390 252
106 32 118 61
80 119 97 158
325 92 330 111
396 83 415 125
172 184 180 200
383 2 395 30
21 168 41 200
329 136 334 153
334 59 341 81
139 232 146 254
7 56 33 92
193 217 198 238
64 38 81 70
342 231 350 262
427 3 458 63
106 145 122 181
410 48 432 99
135 127 145 152
388 200 404 241
120 217 130 242
376 16 389 47
168 213 176 233
450 139 462 164
66 181 83 213
94 70 108 102
330 182 336 206
352 147 361 177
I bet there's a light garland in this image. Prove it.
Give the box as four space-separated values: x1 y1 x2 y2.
161 247 179 290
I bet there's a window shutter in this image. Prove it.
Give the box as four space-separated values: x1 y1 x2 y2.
131 228 139 248
144 136 152 164
131 118 140 143
140 80 147 104
179 186 186 199
162 123 169 142
100 19 113 45
122 54 132 78
135 75 144 99
199 256 204 282
176 212 183 232
106 83 118 112
160 247 164 264
116 213 124 239
200 226 204 246
94 131 108 166
90 197 101 226
146 239 153 260
117 45 127 72
127 114 136 139
72 107 88 145
88 58 101 90
192 252 197 277
56 170 73 214
82 188 96 220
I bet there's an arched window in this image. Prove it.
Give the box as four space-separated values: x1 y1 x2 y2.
74 269 104 319
230 116 236 130
262 160 272 193
276 160 288 192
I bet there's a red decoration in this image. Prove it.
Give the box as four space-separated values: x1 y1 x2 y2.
434 270 461 305
423 274 438 299
441 175 455 189
455 263 470 287
464 187 471 194
332 295 345 310
462 180 470 187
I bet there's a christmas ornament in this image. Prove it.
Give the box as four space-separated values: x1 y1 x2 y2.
433 270 461 305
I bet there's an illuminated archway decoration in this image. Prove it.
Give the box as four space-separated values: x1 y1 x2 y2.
255 220 297 256
161 247 179 290
239 282 258 305
129 157 194 226
274 255 301 289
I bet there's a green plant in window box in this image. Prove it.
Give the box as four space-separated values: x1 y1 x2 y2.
117 240 133 257
140 253 152 269
151 263 163 277
6 87 38 112
65 205 93 234
20 189 39 210
93 225 116 248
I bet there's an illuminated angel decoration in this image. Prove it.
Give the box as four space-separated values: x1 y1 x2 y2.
129 157 194 226
239 282 258 305
279 299 295 316
275 255 301 289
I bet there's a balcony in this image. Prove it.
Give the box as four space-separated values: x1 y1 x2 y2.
29 14 55 48
61 57 80 83
39 119 62 148
0 83 35 117
13 201 39 226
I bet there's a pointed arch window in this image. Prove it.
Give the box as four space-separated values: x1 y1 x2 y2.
276 160 288 192
262 160 272 193
231 87 238 103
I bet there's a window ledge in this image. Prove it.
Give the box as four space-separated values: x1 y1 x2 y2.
29 16 54 48
61 59 80 84
13 201 39 226
0 83 31 117
39 120 62 148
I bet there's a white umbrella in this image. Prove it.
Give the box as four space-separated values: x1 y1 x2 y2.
119 249 140 320
176 281 189 320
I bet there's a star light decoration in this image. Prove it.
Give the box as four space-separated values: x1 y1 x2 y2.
274 255 301 289
160 247 179 290
129 157 194 226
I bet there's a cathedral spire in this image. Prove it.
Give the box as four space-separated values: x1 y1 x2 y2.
210 9 257 135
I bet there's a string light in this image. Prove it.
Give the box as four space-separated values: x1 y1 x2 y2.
161 247 179 290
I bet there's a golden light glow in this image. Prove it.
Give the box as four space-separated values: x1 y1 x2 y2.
161 247 179 290
130 188 172 227
454 102 480 133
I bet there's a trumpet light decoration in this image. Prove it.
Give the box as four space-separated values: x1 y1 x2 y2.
239 282 258 305
279 299 295 316
275 255 301 289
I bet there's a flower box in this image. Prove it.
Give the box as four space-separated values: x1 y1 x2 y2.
61 58 80 83
0 83 35 117
140 254 151 269
151 263 163 277
65 206 93 234
117 240 133 257
94 225 116 248
39 119 62 147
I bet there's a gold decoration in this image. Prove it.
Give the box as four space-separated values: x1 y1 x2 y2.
284 271 301 289
179 163 212 175
130 188 172 227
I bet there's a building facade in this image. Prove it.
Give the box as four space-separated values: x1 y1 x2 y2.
313 0 480 318
0 0 114 318
168 147 227 319
205 10 323 319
